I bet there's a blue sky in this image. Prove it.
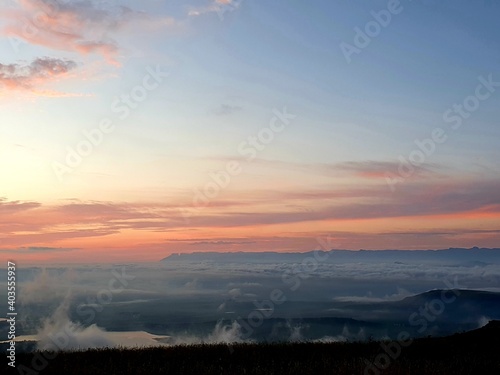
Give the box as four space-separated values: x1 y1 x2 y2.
1 0 499 262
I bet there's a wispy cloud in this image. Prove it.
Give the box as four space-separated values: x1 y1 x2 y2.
0 57 77 95
188 0 243 18
231 158 441 180
1 0 180 65
214 104 243 116
335 160 439 179
1 173 500 254
190 240 256 246
0 246 78 254
0 197 41 213
20 246 77 252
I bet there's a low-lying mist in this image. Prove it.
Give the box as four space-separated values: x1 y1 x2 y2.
1 249 500 352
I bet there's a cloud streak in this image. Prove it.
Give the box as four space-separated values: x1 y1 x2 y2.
1 172 500 258
0 197 41 213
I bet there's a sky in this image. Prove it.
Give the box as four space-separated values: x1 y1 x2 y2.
1 0 499 263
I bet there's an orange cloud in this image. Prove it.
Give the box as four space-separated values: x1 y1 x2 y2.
1 170 499 263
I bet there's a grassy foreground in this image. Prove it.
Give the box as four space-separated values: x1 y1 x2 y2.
4 321 500 375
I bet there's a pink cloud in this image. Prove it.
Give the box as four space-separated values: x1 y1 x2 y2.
0 57 79 96
1 0 180 65
0 197 41 213
1 174 500 251
188 0 242 18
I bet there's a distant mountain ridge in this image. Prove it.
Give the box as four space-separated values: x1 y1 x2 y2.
161 247 500 264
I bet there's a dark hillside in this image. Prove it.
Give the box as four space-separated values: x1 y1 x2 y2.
3 320 500 375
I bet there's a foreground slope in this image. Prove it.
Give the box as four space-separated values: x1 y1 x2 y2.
4 321 500 375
